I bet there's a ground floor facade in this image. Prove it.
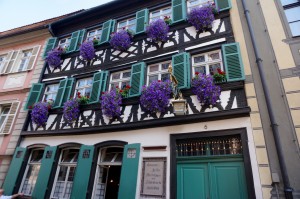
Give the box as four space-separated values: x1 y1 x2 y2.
3 117 265 199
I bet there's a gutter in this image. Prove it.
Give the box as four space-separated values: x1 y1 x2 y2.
240 0 294 198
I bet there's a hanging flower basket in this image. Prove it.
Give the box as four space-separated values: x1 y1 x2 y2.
140 80 172 113
191 72 221 106
187 4 216 32
79 41 95 61
110 29 132 51
31 101 52 128
101 88 122 118
46 47 64 68
146 19 170 43
63 98 80 124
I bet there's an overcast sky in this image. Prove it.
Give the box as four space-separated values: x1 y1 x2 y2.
0 0 113 32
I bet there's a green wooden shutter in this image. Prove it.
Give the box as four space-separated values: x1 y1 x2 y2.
118 143 140 199
172 52 190 89
43 37 57 59
215 0 232 11
100 19 115 44
75 29 87 51
25 83 44 110
135 9 149 34
2 147 27 195
89 71 108 104
53 79 67 108
71 145 94 199
222 43 245 82
129 62 145 97
172 0 187 24
31 146 57 199
61 78 74 106
67 30 81 53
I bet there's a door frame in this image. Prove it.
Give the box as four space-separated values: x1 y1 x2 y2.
170 127 256 199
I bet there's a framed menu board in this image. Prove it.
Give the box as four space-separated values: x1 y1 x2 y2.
140 157 166 198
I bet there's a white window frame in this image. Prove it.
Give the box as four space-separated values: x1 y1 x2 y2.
149 6 172 22
19 148 44 196
117 18 136 32
92 146 123 199
146 61 171 85
51 148 79 199
109 70 131 90
191 50 224 76
0 54 7 73
43 84 59 102
187 0 213 12
0 105 11 133
16 49 32 72
86 28 103 41
74 77 93 97
281 0 300 36
58 37 71 50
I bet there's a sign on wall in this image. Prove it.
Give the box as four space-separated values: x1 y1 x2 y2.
140 157 166 198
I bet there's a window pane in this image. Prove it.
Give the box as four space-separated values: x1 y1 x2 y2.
118 21 126 28
195 66 206 74
30 150 44 162
2 107 10 114
194 55 205 63
162 63 170 70
290 21 300 36
285 7 300 22
151 11 160 17
209 63 221 75
149 65 159 72
209 53 220 61
61 149 79 163
85 88 92 97
122 71 131 78
78 80 85 87
128 19 135 24
161 73 170 82
57 166 68 181
112 73 121 80
110 82 119 89
281 0 298 6
149 75 159 84
121 81 130 89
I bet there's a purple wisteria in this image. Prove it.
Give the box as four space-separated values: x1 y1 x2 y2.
63 98 80 124
31 102 50 127
140 80 172 113
80 41 95 61
191 73 221 106
46 47 64 68
146 19 170 43
110 30 132 51
101 88 122 118
188 5 215 31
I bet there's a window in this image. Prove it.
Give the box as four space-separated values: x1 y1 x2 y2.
75 78 93 97
150 7 172 22
0 55 6 73
192 50 223 76
187 0 213 12
17 50 32 72
92 147 123 199
0 105 11 132
147 61 171 85
51 148 79 199
19 149 44 196
87 28 102 41
109 70 131 90
117 18 136 33
58 37 71 50
43 84 59 102
281 0 300 36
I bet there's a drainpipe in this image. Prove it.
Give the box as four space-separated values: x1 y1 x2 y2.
240 0 294 198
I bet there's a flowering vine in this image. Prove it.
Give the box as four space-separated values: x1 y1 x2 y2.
140 80 172 113
63 98 80 124
79 41 95 61
46 47 64 68
191 72 221 106
101 88 122 118
146 19 170 43
110 29 132 51
187 4 215 32
31 101 52 127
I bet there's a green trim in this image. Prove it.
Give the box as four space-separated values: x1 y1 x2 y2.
89 71 108 104
43 37 57 59
52 79 67 108
129 62 145 97
215 0 232 11
100 19 115 44
172 52 190 89
171 0 187 24
68 30 81 53
75 29 87 51
135 9 149 34
24 83 44 110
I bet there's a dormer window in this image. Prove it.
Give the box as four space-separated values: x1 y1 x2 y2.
117 18 136 33
150 7 172 22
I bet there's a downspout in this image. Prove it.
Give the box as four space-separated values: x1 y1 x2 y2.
240 0 294 198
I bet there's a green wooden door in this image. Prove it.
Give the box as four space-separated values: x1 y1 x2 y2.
177 160 248 199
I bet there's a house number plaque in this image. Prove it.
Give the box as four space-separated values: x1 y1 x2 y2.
140 157 166 198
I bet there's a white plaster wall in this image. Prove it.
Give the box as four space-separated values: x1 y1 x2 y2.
20 116 263 199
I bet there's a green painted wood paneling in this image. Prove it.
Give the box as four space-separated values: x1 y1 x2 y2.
31 146 57 199
172 0 187 24
89 71 108 104
68 30 81 53
52 79 67 108
61 78 74 106
43 37 57 59
118 143 140 199
2 147 27 195
70 145 94 199
129 62 145 97
215 0 232 11
24 83 44 110
172 52 190 89
75 29 87 51
100 19 115 44
135 9 149 34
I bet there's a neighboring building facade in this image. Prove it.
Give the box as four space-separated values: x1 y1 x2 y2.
2 0 299 199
